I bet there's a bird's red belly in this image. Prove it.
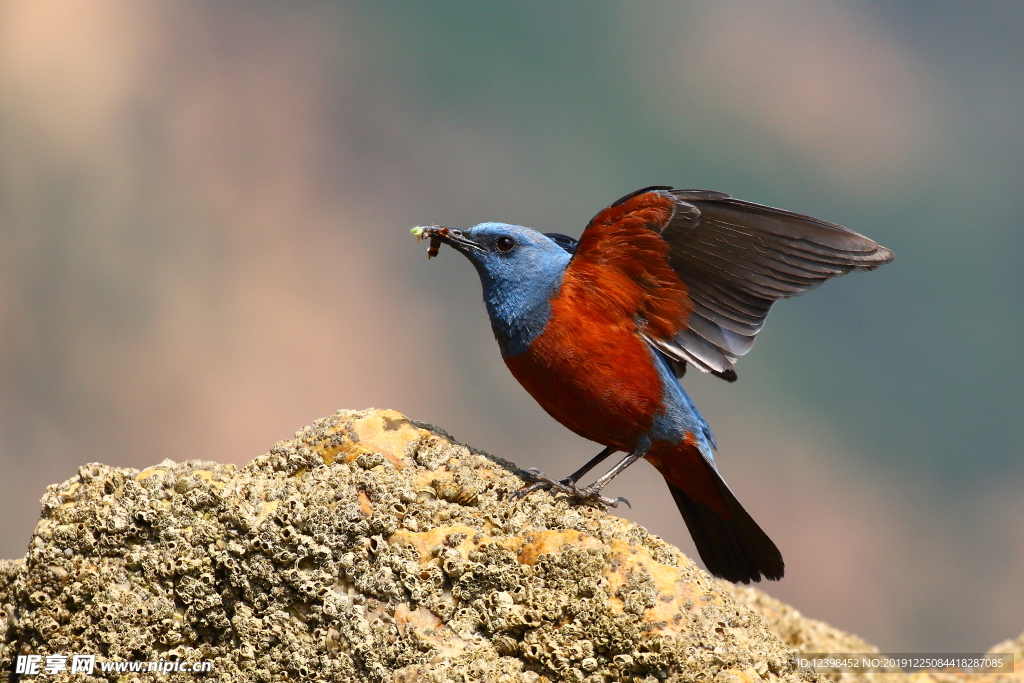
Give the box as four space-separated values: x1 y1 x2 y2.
503 309 664 450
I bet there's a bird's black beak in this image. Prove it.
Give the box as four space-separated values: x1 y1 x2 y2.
411 225 485 258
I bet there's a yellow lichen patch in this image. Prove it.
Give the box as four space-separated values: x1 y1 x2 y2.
515 529 603 566
390 525 480 562
316 408 431 468
256 500 280 523
135 467 166 481
364 408 431 440
320 440 381 467
335 445 377 465
412 469 449 489
602 538 715 625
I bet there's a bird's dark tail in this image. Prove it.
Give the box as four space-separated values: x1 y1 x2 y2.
667 476 784 583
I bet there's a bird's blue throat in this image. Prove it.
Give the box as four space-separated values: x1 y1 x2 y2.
458 223 572 358
476 257 569 358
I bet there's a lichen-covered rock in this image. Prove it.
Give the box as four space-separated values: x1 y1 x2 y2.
726 587 875 657
0 408 1015 682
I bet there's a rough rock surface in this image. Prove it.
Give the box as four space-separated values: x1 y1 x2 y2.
0 409 1019 683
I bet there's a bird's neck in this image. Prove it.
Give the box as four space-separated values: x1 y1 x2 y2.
478 263 568 358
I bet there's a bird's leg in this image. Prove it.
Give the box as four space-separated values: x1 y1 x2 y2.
568 443 651 508
562 445 619 485
512 445 617 501
514 444 644 509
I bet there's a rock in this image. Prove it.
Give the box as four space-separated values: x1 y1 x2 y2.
0 408 1017 682
726 587 876 656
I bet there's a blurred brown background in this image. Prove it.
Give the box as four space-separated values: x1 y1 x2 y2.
2 0 1022 654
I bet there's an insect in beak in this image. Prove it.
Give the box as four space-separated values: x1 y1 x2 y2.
411 225 448 259
411 225 485 258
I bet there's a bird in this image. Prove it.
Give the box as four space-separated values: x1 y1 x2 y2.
412 186 893 583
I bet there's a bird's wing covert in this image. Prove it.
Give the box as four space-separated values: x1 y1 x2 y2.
575 187 894 381
564 190 694 351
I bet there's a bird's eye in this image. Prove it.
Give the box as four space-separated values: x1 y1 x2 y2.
496 236 516 252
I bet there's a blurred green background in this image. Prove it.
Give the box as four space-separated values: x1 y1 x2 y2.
1 0 1021 653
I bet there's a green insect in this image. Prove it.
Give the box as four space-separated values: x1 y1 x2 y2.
411 225 447 258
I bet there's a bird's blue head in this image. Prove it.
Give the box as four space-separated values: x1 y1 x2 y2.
422 222 572 357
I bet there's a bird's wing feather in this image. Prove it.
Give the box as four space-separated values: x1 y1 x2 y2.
565 190 694 347
575 187 893 380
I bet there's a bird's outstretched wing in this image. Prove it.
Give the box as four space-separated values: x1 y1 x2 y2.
568 187 894 381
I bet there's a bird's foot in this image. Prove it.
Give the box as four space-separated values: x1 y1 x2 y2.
511 468 574 499
570 483 631 509
512 468 630 509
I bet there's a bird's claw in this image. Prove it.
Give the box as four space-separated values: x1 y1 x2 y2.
512 469 629 509
511 468 573 500
570 485 631 509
